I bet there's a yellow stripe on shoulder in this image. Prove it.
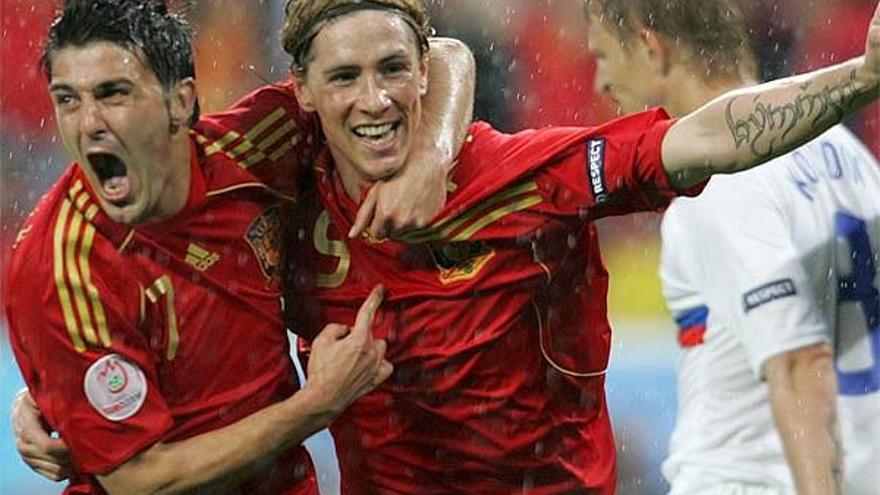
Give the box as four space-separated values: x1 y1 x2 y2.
401 180 539 243
53 197 112 352
194 107 298 169
80 223 111 348
65 207 99 347
451 194 543 242
52 200 85 353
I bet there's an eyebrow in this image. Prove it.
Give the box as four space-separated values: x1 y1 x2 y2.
323 64 359 77
321 49 411 76
49 78 134 92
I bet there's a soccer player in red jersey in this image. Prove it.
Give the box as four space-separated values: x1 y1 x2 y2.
278 0 880 493
4 1 474 493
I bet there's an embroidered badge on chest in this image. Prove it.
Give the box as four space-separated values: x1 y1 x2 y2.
428 241 495 284
245 205 282 283
84 354 148 421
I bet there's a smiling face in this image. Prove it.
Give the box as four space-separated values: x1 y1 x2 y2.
294 9 428 199
49 41 193 224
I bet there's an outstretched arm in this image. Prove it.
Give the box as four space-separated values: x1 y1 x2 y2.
351 37 476 239
764 343 843 495
662 2 880 188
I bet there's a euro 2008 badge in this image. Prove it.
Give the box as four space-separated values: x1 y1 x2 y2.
84 354 148 421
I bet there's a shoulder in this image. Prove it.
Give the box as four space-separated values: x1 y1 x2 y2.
6 164 129 302
6 166 82 283
193 81 316 145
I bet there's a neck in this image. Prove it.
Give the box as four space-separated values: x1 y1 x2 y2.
149 135 193 222
336 159 371 201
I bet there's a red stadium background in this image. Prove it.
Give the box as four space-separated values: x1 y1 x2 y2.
1 1 877 493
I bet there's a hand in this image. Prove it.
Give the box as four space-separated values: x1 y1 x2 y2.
305 285 394 419
349 163 448 241
11 388 73 481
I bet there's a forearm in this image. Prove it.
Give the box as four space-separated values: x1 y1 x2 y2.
664 57 879 187
412 37 475 168
765 343 842 495
97 387 334 495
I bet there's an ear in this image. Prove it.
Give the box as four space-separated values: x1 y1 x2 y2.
418 54 429 97
169 77 197 124
291 75 317 113
639 28 672 76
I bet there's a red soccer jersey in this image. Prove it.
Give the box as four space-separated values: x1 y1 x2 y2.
4 83 319 494
285 109 698 494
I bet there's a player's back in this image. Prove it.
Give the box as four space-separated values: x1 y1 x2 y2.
661 125 880 494
785 126 880 495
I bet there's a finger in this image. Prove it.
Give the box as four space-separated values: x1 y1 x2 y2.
374 339 388 360
316 323 351 342
27 458 70 482
376 360 394 385
350 186 379 238
18 440 67 465
353 285 386 336
46 438 71 458
15 423 56 453
368 201 396 240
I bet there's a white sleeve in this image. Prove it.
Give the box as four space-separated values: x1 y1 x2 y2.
660 200 710 347
686 175 830 376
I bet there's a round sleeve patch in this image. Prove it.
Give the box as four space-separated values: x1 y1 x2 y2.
83 354 148 421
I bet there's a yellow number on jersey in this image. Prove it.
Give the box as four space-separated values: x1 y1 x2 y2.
313 210 350 288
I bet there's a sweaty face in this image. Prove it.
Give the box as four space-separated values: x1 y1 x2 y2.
296 10 428 198
49 42 184 224
586 17 663 114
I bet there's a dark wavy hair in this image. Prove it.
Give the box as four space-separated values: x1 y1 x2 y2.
41 0 200 124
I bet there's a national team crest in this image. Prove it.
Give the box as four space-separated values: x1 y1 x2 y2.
246 205 282 283
84 354 148 421
428 241 496 285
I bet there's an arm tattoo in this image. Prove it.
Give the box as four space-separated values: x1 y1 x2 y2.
726 69 861 159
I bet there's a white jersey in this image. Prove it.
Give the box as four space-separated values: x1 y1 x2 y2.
660 125 880 495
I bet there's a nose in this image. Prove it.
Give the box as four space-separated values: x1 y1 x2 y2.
79 98 109 142
357 76 392 116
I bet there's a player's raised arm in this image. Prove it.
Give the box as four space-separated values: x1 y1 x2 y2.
661 2 880 188
350 37 476 239
95 287 391 495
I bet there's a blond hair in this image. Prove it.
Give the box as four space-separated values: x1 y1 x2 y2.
583 0 756 81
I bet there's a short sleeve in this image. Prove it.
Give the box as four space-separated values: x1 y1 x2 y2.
660 202 710 348
673 174 830 376
193 82 320 196
407 113 702 244
536 108 703 219
5 244 173 474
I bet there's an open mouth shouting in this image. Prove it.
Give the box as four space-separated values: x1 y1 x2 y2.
87 152 132 206
352 121 401 150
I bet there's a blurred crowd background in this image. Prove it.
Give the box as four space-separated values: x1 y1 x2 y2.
1 0 878 493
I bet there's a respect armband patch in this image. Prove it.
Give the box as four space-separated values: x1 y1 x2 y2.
84 354 148 421
742 278 797 313
586 138 609 204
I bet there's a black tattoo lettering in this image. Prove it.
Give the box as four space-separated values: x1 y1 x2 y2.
726 70 862 159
